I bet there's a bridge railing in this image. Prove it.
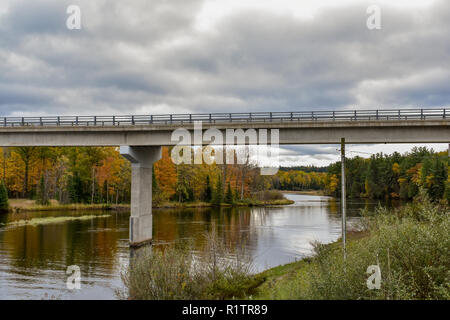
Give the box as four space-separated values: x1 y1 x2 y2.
1 108 448 127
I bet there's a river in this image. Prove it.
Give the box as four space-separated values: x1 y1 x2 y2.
0 194 399 300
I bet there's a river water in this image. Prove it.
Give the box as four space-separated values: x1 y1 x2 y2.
0 194 397 300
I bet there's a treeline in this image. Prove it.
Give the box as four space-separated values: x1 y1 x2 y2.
0 147 131 205
270 170 326 191
2 146 447 207
269 147 449 202
326 147 449 201
279 165 328 173
153 148 275 205
0 147 276 206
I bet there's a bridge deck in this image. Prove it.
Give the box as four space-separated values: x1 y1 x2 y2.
1 108 449 127
0 109 448 146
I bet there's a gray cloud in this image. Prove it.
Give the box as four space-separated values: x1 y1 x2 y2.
1 0 449 116
0 0 448 163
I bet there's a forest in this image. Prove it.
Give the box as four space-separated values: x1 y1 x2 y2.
268 147 449 202
0 146 278 208
0 146 448 211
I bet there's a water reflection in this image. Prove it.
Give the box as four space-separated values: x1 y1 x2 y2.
0 194 402 300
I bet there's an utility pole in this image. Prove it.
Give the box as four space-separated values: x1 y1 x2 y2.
341 138 346 261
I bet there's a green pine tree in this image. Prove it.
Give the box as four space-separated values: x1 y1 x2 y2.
212 175 223 206
225 182 234 204
204 175 212 202
0 181 9 212
429 157 447 201
445 181 450 203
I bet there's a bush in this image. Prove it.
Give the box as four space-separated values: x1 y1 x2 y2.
252 190 285 201
119 232 258 300
290 194 449 300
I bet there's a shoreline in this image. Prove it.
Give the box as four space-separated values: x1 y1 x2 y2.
5 198 295 213
277 190 325 196
249 230 367 299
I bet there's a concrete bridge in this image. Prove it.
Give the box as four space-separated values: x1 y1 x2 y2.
0 108 449 246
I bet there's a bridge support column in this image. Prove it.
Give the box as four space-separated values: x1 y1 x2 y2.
120 146 162 247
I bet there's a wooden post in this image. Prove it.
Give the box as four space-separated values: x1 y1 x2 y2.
341 137 346 261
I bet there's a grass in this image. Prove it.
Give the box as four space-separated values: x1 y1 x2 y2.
8 199 127 213
150 199 294 209
6 197 294 213
119 232 261 300
4 214 111 227
248 191 450 300
250 231 366 299
278 190 325 196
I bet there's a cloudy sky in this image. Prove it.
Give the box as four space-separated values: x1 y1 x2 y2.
0 0 449 166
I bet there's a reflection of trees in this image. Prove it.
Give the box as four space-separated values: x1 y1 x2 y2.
152 207 256 255
1 212 128 274
327 199 339 215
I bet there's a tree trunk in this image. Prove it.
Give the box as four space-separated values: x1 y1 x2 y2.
91 167 95 204
23 163 29 198
106 180 109 204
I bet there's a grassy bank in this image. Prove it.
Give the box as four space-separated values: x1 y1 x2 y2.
6 197 294 213
7 199 128 213
277 190 325 196
157 199 294 208
121 191 449 300
249 192 449 300
251 231 367 299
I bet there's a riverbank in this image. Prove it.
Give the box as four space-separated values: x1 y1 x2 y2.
250 230 366 299
276 190 326 196
247 196 449 300
6 198 294 213
7 199 128 213
156 198 294 209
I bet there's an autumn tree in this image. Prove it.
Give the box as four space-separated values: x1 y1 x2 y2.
154 147 177 201
15 147 38 198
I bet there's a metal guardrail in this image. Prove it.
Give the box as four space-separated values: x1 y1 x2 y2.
1 108 448 127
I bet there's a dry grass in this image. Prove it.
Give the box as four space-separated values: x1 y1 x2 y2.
8 199 128 212
5 214 111 227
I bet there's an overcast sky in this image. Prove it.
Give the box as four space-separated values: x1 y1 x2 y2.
0 0 448 166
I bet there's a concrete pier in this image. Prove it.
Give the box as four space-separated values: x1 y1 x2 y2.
120 146 162 246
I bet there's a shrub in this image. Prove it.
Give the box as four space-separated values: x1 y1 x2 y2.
291 195 449 300
252 190 285 201
119 232 258 300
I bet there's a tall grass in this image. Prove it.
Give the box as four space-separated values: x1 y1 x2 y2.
252 190 285 201
119 232 261 300
289 190 449 300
